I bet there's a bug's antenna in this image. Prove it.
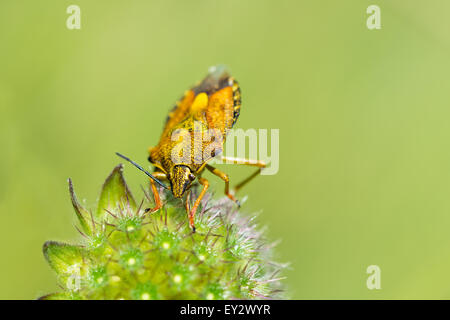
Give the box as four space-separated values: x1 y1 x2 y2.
115 152 169 190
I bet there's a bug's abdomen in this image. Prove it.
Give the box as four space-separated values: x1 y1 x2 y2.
231 78 241 127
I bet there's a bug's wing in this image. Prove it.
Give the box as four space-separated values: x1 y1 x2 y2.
201 66 241 163
204 77 240 133
158 66 241 165
161 89 196 140
162 65 240 136
203 65 241 133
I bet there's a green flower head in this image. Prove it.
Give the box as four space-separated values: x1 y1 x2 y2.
40 165 285 300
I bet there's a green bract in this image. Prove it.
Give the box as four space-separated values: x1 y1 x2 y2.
40 165 284 300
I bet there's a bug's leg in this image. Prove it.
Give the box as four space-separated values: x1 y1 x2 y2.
221 156 266 168
188 177 209 233
205 164 240 207
185 190 191 212
233 169 262 193
145 171 168 214
220 156 266 193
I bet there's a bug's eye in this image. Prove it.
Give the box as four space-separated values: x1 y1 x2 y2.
188 173 195 181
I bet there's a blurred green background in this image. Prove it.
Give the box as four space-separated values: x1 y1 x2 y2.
1 0 450 299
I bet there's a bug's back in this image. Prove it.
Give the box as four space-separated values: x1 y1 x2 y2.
150 66 241 173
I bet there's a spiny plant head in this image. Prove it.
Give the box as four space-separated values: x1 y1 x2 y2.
39 165 285 300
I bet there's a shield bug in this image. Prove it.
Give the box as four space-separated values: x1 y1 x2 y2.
117 65 266 232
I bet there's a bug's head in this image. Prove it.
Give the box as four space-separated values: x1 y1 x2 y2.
169 165 196 198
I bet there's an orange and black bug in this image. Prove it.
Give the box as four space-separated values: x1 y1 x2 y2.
117 65 266 232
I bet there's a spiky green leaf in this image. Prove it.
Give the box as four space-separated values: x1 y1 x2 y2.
68 178 92 235
43 241 86 276
96 164 136 221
